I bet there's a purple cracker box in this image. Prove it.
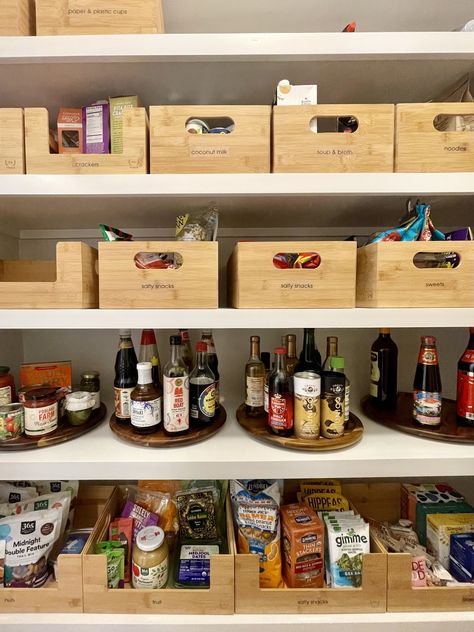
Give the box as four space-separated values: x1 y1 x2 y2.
82 101 110 154
445 227 473 241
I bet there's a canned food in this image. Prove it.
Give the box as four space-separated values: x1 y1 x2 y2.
185 119 209 135
208 127 231 134
0 403 24 441
294 372 321 439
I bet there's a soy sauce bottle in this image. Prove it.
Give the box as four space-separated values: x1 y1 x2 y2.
457 328 474 426
268 347 294 437
370 329 398 410
413 336 442 428
114 329 138 422
190 342 216 427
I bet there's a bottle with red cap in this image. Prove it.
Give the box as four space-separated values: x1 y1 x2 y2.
457 328 474 426
268 347 294 437
413 336 442 428
190 341 216 427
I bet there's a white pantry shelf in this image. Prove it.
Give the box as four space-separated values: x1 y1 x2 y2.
0 397 472 480
0 308 473 330
2 32 474 64
2 173 474 232
1 611 474 631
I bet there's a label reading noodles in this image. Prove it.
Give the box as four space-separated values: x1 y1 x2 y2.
163 376 189 432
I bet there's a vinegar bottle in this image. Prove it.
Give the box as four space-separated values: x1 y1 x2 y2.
268 348 294 437
163 336 189 437
457 328 474 426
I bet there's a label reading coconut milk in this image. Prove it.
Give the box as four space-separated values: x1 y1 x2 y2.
189 146 230 158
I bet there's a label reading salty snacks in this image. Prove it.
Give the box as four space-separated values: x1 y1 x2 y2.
230 479 284 588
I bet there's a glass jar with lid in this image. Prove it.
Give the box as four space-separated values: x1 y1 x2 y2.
132 526 169 590
23 386 58 437
65 391 94 426
0 366 16 405
80 371 101 410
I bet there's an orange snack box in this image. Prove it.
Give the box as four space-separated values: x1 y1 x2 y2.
20 361 72 389
57 108 83 154
281 502 324 588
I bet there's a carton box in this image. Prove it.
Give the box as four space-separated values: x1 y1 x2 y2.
426 513 474 569
109 96 140 154
57 108 82 154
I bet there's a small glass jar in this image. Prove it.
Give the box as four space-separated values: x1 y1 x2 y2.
65 391 94 426
132 526 169 590
80 371 101 411
23 386 58 437
0 366 16 405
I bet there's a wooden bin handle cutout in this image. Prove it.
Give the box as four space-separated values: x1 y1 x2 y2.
433 114 474 132
273 252 321 269
412 251 460 270
134 252 183 270
185 116 235 134
309 116 359 134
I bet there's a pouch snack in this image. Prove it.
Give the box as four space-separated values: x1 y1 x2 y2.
34 481 79 526
0 491 71 537
281 503 324 588
0 483 37 504
326 517 370 587
175 487 219 542
0 508 60 587
95 541 125 589
230 479 283 588
109 517 133 583
121 500 158 542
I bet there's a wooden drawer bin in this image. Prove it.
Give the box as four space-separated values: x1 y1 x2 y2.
99 241 218 309
25 107 148 175
0 485 114 614
232 482 387 614
83 486 235 614
150 105 271 174
356 241 474 308
228 241 357 308
351 482 474 612
0 242 99 309
0 1 35 35
0 109 25 174
396 103 474 172
273 104 395 173
35 0 164 35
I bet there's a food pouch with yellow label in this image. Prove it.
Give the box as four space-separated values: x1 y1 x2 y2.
230 480 283 588
303 493 350 513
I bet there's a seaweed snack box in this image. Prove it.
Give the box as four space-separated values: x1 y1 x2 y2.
281 502 324 588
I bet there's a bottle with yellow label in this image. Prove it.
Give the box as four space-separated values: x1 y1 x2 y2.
190 342 216 427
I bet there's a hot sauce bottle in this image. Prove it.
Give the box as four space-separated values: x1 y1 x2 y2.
413 336 442 428
268 347 294 437
457 327 474 426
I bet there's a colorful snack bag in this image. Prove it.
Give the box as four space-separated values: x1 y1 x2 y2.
0 490 71 536
110 518 133 583
95 541 125 588
176 206 218 241
230 479 284 588
0 483 37 504
121 500 158 542
100 224 134 242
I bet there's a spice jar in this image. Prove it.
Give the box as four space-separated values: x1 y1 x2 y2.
0 367 16 405
80 371 101 410
132 526 169 590
23 386 58 437
0 403 24 441
65 391 94 426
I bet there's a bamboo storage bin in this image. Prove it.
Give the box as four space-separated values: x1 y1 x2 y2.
83 486 235 614
351 483 474 612
0 109 25 174
35 0 164 35
0 242 99 308
25 107 148 175
396 103 474 172
0 0 35 35
273 104 395 172
356 241 474 307
232 483 387 614
99 241 218 309
228 241 357 308
0 485 113 613
150 106 271 174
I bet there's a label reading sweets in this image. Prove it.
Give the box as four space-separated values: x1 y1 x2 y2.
189 147 230 158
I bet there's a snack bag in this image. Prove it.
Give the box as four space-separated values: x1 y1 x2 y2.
34 481 79 527
0 491 71 536
175 487 219 542
121 500 158 542
0 508 61 587
0 483 37 504
367 203 445 244
230 480 284 588
326 518 370 587
95 541 125 589
100 224 133 242
176 205 218 241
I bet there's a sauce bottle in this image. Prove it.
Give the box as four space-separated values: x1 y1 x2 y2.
413 336 442 428
457 327 474 426
139 329 161 388
330 355 350 423
294 328 321 374
201 330 220 411
320 371 345 439
268 347 294 437
131 362 162 435
286 334 298 377
245 336 265 417
370 328 398 410
0 366 16 405
163 335 189 437
114 330 138 422
190 342 216 427
322 336 338 371
179 329 194 373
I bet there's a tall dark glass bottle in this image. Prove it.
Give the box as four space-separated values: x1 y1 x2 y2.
190 341 216 427
294 328 321 374
370 328 398 410
413 336 442 428
268 348 294 437
201 330 220 411
457 328 474 426
114 329 138 422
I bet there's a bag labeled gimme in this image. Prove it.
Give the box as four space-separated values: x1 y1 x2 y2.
230 480 284 588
